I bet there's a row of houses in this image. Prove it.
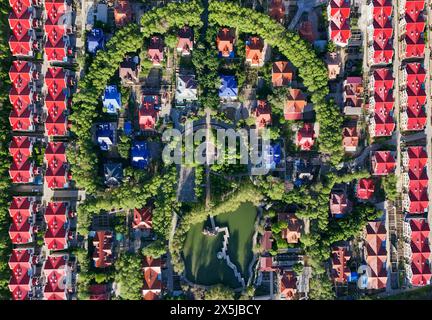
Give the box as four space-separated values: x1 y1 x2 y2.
328 0 351 47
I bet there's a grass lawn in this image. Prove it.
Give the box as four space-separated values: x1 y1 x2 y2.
182 202 257 288
375 286 432 300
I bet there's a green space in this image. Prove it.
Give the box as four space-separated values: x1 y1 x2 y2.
373 286 432 300
182 202 257 288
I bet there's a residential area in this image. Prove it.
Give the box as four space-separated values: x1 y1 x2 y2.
1 0 432 303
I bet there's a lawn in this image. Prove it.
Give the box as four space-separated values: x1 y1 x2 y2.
182 202 257 288
375 286 432 300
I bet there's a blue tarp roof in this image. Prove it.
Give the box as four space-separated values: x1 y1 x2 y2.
96 123 115 151
103 85 121 114
219 75 238 98
87 28 105 54
131 141 150 169
123 121 132 135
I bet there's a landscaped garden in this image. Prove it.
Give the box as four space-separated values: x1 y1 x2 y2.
182 202 257 288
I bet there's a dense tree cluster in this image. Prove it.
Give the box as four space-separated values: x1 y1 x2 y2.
0 1 13 299
204 284 235 300
115 253 143 300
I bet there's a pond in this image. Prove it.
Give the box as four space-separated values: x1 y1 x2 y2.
182 202 257 288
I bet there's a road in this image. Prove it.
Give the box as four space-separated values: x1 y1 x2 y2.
287 0 327 30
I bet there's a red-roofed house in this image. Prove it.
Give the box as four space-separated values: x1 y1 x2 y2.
278 213 301 244
296 123 316 151
399 0 425 59
279 271 297 300
177 26 193 56
268 0 285 23
343 76 364 116
331 246 351 284
92 231 113 268
9 197 36 245
44 142 69 189
139 95 159 130
284 88 306 120
9 248 34 270
133 207 153 230
42 254 70 300
253 100 271 128
114 0 132 27
330 191 352 217
44 202 69 251
261 230 273 251
371 151 396 175
216 28 235 58
364 221 387 289
142 256 162 300
368 0 394 66
404 218 431 286
259 256 275 272
148 36 164 66
9 263 33 300
9 136 33 159
328 0 351 47
9 155 34 184
356 178 375 200
370 110 395 137
9 60 38 85
272 61 294 87
342 126 359 153
245 36 265 67
89 284 111 300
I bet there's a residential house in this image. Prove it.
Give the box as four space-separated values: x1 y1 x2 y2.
278 213 301 244
328 0 351 47
296 123 316 151
284 89 306 120
368 0 394 65
272 61 294 87
216 28 235 58
259 256 275 272
148 36 164 66
261 231 273 251
96 122 116 151
331 246 351 284
9 196 36 245
330 191 352 217
268 0 285 24
371 151 396 175
44 202 70 251
44 142 69 189
325 52 342 80
177 26 193 56
139 95 160 130
104 163 123 187
364 221 388 290
42 254 71 300
8 248 36 300
87 28 105 55
253 100 271 128
342 126 359 153
89 284 111 300
142 256 162 300
114 0 132 27
175 74 198 104
102 85 122 114
399 0 425 59
403 218 431 286
356 178 375 200
131 140 150 169
119 56 140 84
219 75 238 100
279 271 297 300
92 231 114 268
245 36 264 67
133 207 152 230
343 76 364 116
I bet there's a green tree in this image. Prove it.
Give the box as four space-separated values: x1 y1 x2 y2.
115 253 143 300
205 285 235 300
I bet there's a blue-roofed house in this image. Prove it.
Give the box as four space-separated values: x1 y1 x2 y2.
123 121 132 136
104 163 123 187
87 28 106 55
131 141 150 169
102 85 122 114
261 143 282 170
219 75 238 100
96 122 116 151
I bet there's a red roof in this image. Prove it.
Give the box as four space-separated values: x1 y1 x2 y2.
371 34 394 64
92 231 113 268
284 88 306 120
280 271 297 299
133 207 152 230
177 26 193 54
114 0 132 27
261 231 273 251
148 36 164 65
371 151 396 175
216 28 235 57
357 178 375 200
9 156 33 183
330 191 351 216
404 1 425 23
269 0 285 22
142 256 161 300
45 67 69 90
372 7 392 30
9 219 33 244
246 36 264 65
9 136 32 158
45 158 68 189
45 142 67 164
407 181 428 214
408 219 431 286
139 98 158 130
254 100 271 128
89 284 110 300
9 29 37 56
44 202 69 251
296 123 315 151
44 1 67 26
9 248 33 270
405 146 427 169
342 126 359 149
403 105 426 131
9 60 36 84
372 68 394 90
372 111 395 137
259 256 274 272
43 270 67 300
9 264 31 300
331 246 351 283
